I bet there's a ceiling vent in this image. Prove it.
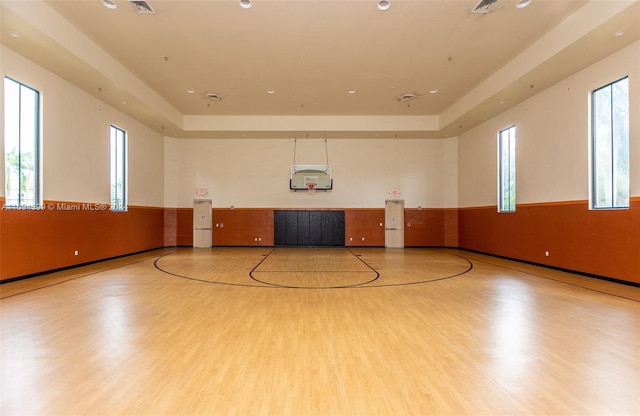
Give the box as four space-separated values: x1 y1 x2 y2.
205 93 222 101
129 1 156 14
399 92 419 102
470 0 498 14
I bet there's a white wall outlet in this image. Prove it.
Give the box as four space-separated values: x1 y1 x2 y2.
545 251 549 257
74 250 79 256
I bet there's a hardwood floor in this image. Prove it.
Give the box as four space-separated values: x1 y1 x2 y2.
1 248 638 415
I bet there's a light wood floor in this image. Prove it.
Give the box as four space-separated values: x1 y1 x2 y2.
1 248 638 415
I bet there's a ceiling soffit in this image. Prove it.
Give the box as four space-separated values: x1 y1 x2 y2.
1 0 638 138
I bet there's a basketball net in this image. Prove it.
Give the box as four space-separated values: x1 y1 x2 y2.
307 183 316 194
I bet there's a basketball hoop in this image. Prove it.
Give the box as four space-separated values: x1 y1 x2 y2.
307 183 316 194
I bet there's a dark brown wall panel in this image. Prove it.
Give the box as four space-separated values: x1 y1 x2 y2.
273 210 344 246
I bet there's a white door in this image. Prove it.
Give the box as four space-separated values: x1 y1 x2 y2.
385 199 404 248
193 199 212 248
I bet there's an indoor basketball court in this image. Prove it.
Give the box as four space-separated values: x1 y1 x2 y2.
1 247 638 415
1 0 639 415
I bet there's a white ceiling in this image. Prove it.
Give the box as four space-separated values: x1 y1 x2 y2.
1 0 638 138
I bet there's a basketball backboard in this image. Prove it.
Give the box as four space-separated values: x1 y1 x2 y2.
290 165 332 191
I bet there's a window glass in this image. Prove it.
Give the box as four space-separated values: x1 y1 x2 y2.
592 77 629 209
4 77 40 207
498 125 516 212
110 125 127 211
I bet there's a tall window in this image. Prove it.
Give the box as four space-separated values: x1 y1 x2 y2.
498 125 516 212
4 77 41 207
591 77 629 209
110 125 127 211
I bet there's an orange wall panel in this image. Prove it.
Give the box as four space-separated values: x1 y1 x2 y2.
5 198 635 284
458 200 640 284
169 208 453 249
213 208 274 246
344 209 385 246
404 209 446 247
164 208 178 246
444 208 459 247
1 200 164 281
175 208 194 246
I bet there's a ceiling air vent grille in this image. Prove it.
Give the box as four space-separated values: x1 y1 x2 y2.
129 1 156 14
470 0 498 14
205 93 222 101
399 93 419 102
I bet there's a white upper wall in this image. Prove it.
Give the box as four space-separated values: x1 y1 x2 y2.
1 46 165 206
458 40 639 207
2 46 459 211
164 136 458 209
3 39 637 210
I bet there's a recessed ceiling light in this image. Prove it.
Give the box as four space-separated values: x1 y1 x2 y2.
614 30 625 37
102 0 117 9
515 0 531 9
239 0 252 9
267 89 275 94
9 31 21 38
377 0 390 11
348 89 357 94
429 89 438 94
